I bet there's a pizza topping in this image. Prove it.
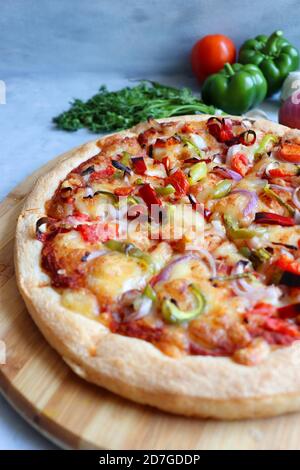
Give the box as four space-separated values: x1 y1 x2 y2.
111 159 131 175
230 153 249 176
138 183 162 209
213 165 242 181
293 187 300 210
188 161 207 185
38 117 300 364
161 284 206 324
278 142 300 164
165 169 189 197
231 189 259 217
211 180 232 199
254 212 296 226
131 156 147 175
255 134 279 158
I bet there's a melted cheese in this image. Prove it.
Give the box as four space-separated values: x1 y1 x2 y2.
61 288 99 318
87 252 148 301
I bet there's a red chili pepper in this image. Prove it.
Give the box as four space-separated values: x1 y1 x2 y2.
138 183 162 209
165 169 189 198
114 186 134 196
231 153 249 176
275 255 300 275
131 157 147 175
254 212 295 226
278 303 300 319
89 165 115 181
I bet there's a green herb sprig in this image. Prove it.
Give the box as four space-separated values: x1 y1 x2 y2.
53 80 219 133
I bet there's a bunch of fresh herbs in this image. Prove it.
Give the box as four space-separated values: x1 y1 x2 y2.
53 80 219 133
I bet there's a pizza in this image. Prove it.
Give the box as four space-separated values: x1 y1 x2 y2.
15 115 300 419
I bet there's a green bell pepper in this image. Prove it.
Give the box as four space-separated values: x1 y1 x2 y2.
202 63 267 115
161 284 205 324
224 214 266 240
104 240 155 272
239 30 300 96
211 179 232 199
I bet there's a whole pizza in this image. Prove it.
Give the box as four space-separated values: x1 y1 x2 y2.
15 115 300 419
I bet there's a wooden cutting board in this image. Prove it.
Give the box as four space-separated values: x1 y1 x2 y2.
1 145 300 450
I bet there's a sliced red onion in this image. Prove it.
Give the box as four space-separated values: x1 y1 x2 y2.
213 166 242 181
294 210 300 224
212 153 224 164
81 250 109 262
84 186 94 198
231 189 259 217
270 184 294 193
121 289 153 321
265 161 279 177
292 187 300 210
152 250 216 285
133 296 153 320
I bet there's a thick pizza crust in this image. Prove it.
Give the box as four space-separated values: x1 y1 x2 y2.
15 115 300 420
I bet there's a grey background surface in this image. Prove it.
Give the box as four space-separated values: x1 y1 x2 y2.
0 0 297 450
1 0 300 77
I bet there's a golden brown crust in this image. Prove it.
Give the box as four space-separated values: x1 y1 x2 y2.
15 115 300 420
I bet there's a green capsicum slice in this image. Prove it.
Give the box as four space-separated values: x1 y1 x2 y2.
161 284 205 324
143 284 157 302
211 179 232 199
180 135 203 158
155 184 176 196
255 134 279 157
188 161 207 185
104 240 155 272
224 214 266 240
264 184 295 216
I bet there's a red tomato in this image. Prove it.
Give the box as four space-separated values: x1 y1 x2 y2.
191 34 236 82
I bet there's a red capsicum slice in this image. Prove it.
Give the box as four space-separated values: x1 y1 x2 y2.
131 157 147 175
207 117 234 142
254 212 295 226
279 143 300 163
268 168 294 178
275 255 300 275
138 183 162 209
90 165 115 181
231 153 249 176
278 303 300 319
165 169 189 197
162 156 170 173
78 222 118 243
114 186 134 196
